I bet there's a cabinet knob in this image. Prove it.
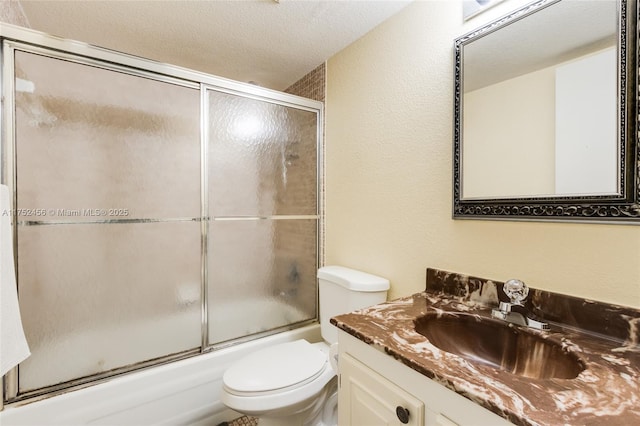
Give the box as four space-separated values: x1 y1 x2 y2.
396 406 410 424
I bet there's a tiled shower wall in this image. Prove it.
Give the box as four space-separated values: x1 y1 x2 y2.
285 63 326 103
283 63 326 315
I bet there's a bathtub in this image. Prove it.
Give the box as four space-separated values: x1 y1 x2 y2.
0 324 321 425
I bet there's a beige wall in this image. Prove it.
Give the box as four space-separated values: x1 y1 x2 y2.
325 0 640 308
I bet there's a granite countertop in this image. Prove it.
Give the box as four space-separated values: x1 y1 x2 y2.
330 268 640 426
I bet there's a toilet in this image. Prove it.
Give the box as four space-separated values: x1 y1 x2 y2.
221 266 390 426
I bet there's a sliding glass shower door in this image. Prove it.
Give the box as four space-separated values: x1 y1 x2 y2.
206 90 319 345
3 37 321 402
12 50 202 393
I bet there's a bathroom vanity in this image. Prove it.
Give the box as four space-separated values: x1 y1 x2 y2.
337 332 510 425
332 268 640 426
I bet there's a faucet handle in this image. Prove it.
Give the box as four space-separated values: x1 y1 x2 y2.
503 279 528 305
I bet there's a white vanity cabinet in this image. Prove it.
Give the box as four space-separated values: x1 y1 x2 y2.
337 330 512 426
339 352 424 425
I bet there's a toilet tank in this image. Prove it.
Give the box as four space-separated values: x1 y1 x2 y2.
317 266 390 345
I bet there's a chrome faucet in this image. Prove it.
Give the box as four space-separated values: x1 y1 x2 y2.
491 279 549 330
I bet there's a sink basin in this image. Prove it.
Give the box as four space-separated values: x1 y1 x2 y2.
414 313 585 380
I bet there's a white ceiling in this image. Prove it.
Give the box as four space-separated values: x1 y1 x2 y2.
18 0 412 91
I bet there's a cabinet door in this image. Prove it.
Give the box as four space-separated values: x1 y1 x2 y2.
339 353 425 426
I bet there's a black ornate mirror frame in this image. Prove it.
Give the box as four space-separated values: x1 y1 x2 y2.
453 0 640 222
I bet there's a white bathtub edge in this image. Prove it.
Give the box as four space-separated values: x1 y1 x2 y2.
1 324 321 426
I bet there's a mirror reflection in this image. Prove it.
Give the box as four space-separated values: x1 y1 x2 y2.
461 0 619 200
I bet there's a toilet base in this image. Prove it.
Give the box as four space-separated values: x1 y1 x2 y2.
255 377 338 426
255 413 306 426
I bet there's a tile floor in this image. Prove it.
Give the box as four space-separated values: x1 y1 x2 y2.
225 415 258 426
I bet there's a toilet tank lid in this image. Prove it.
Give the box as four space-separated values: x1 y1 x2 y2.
317 266 390 292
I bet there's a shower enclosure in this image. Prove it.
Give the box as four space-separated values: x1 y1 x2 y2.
1 25 322 405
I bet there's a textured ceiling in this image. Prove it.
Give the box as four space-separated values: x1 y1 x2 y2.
19 0 412 91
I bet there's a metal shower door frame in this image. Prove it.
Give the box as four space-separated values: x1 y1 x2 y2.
0 23 323 407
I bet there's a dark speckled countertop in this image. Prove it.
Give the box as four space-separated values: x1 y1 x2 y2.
331 268 640 426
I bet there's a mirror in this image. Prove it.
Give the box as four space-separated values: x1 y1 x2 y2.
453 0 640 222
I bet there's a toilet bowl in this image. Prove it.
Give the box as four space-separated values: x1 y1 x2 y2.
222 340 337 426
221 266 390 425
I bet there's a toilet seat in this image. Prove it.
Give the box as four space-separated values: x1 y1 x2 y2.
221 340 336 415
224 340 328 396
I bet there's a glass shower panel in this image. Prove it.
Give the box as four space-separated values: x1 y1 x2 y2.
17 222 202 393
208 219 317 345
208 90 318 217
14 51 200 221
4 33 322 403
